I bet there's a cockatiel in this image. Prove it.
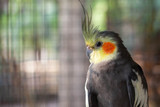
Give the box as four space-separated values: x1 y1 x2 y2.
80 4 149 107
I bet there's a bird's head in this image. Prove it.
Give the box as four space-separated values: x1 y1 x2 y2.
83 30 121 64
81 6 127 64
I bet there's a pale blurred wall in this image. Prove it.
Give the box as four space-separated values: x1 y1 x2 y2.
58 0 89 107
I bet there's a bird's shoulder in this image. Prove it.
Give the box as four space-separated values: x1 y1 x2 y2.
129 61 148 89
127 61 148 107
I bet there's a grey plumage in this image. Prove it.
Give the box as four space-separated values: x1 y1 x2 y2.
85 31 148 107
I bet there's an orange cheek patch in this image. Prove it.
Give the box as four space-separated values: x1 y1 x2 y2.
102 42 116 54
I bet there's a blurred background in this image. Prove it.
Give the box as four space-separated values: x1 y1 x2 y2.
0 0 160 107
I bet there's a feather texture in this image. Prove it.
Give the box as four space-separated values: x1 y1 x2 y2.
79 1 99 43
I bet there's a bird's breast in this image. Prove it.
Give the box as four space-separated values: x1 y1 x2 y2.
86 65 130 107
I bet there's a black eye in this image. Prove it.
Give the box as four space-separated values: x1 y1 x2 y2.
96 41 103 47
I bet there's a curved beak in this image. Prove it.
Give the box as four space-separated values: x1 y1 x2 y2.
86 46 93 59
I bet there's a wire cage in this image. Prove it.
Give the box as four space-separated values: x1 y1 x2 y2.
0 0 60 106
0 0 160 107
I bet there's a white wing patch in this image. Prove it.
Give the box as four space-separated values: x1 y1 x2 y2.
85 78 89 107
131 69 148 107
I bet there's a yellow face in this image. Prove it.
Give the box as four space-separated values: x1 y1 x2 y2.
86 37 118 64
